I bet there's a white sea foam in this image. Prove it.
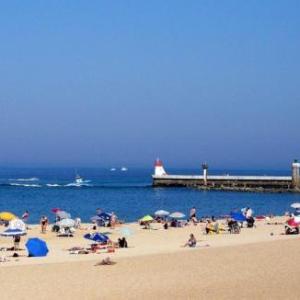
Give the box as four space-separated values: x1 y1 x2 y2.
9 177 39 182
10 183 41 187
46 184 62 187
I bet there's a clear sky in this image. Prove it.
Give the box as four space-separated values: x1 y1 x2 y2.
0 1 299 169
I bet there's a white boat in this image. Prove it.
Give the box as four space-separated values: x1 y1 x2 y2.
75 174 84 185
110 168 116 172
65 175 90 187
121 167 128 172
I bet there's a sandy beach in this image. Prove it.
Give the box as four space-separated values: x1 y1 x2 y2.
1 218 300 299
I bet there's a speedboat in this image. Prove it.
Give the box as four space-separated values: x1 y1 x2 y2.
65 175 91 187
121 167 128 172
75 175 84 185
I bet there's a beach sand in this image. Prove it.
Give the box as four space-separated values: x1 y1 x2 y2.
1 218 300 299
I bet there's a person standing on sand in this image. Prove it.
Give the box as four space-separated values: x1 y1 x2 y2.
110 212 116 229
190 207 196 219
40 216 48 233
189 207 197 224
22 210 29 222
13 235 21 250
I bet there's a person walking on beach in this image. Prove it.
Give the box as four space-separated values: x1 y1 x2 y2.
189 207 197 224
190 207 196 219
40 216 48 233
22 210 29 229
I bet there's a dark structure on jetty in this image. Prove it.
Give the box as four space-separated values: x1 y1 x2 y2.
152 159 300 193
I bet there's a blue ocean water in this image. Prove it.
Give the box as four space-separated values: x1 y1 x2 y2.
0 167 299 223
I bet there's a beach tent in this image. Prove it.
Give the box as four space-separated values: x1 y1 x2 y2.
140 215 154 222
84 232 109 243
169 212 185 219
154 210 170 217
8 219 26 231
1 228 26 237
230 212 247 222
26 238 49 257
0 212 17 221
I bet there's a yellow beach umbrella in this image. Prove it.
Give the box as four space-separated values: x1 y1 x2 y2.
140 215 154 222
0 212 17 221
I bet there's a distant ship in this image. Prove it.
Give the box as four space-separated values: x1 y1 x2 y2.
121 167 128 172
110 168 116 172
65 174 90 187
75 174 84 185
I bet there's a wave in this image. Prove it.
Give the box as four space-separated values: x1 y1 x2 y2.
9 183 42 187
0 182 150 189
46 184 63 187
9 177 39 182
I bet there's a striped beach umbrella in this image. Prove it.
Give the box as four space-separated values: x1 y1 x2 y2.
169 212 185 219
1 228 26 236
57 218 75 228
9 219 26 231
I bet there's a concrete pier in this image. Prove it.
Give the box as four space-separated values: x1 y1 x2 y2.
152 160 299 193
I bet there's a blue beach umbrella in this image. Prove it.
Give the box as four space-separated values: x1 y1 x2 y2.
230 212 247 222
84 232 109 243
90 216 102 222
26 238 49 257
97 212 112 220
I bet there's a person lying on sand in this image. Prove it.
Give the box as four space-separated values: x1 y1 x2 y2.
94 257 116 266
70 249 90 254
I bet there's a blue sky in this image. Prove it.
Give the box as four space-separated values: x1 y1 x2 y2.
0 1 299 169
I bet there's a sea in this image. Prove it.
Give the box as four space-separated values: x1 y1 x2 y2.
0 167 299 223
